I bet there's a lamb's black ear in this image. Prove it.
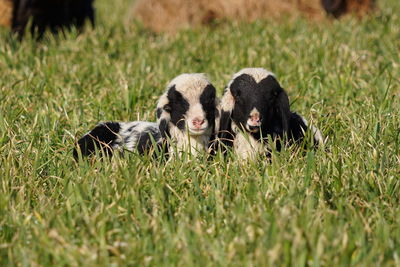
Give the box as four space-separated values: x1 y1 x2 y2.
288 112 308 143
158 118 170 139
156 93 171 139
73 122 120 160
270 87 291 138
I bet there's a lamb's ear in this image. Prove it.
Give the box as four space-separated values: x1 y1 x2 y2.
270 87 291 137
156 93 171 139
217 89 236 150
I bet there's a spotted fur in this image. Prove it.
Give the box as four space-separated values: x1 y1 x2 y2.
73 121 162 159
74 73 219 159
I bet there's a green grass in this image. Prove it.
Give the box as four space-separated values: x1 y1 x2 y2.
0 0 399 265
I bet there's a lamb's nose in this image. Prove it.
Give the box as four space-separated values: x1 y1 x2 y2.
192 118 205 128
249 114 261 126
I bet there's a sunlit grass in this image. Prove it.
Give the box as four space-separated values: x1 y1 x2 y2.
0 0 399 265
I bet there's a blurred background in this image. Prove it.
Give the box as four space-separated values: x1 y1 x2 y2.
0 0 377 36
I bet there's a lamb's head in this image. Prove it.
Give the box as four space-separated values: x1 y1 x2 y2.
156 73 218 154
219 68 291 143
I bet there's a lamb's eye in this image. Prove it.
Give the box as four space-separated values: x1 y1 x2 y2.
232 89 241 99
164 104 172 112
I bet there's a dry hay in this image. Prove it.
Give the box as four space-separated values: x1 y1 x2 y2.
0 0 13 27
131 0 376 33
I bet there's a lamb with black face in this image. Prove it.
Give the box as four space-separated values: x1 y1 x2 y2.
218 68 324 159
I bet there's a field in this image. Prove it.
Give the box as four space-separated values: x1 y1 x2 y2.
0 0 399 265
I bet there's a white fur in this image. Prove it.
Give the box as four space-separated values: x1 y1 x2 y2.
227 68 275 88
168 73 210 97
230 122 266 160
115 121 160 151
234 132 265 160
168 125 212 156
220 88 235 111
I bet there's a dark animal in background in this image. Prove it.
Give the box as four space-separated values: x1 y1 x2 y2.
217 68 324 159
0 0 94 36
321 0 376 18
74 73 219 159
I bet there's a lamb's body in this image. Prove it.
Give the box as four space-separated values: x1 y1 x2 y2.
73 121 161 159
218 68 324 159
74 73 218 159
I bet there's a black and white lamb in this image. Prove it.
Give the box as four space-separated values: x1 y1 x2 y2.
73 73 218 159
156 73 218 155
217 68 324 159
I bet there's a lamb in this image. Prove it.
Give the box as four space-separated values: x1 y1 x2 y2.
217 68 324 159
74 73 218 159
156 73 218 155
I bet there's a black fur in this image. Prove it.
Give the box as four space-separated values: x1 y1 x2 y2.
289 112 309 142
73 122 120 159
74 122 165 160
135 126 162 154
220 74 291 142
218 110 235 149
166 85 189 130
218 72 319 155
156 108 163 119
200 84 217 133
158 119 170 139
12 0 95 37
321 0 347 17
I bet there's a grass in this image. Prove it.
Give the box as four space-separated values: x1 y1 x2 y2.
0 0 399 265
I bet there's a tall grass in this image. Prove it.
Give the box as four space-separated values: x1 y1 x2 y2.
0 0 399 265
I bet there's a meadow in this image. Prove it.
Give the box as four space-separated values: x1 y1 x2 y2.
0 0 399 265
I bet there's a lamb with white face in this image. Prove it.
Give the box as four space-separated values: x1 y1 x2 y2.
156 73 218 155
74 73 219 159
218 68 324 159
